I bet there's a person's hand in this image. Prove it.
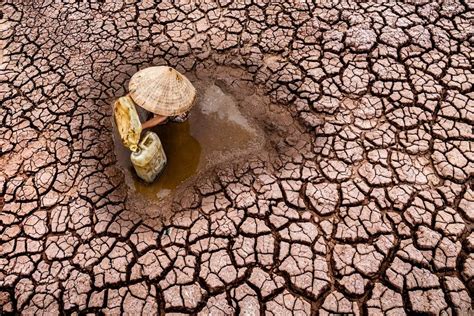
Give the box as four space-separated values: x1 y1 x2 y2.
141 114 167 129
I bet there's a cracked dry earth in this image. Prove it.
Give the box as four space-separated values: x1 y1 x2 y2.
0 1 473 315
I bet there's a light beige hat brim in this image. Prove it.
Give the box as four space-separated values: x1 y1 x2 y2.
129 66 196 116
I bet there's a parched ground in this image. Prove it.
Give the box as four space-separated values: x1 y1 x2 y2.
1 1 473 314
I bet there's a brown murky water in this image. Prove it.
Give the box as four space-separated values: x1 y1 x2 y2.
114 81 262 202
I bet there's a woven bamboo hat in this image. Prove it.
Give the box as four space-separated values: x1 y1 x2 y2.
128 66 196 116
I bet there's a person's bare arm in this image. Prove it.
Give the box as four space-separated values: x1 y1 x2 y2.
141 114 167 130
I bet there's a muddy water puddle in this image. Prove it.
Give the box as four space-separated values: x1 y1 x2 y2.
113 80 263 203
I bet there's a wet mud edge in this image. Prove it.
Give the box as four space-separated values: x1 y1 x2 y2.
114 65 308 225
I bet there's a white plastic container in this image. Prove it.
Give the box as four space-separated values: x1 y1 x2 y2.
131 131 167 183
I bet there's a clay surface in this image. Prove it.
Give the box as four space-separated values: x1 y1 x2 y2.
0 1 473 314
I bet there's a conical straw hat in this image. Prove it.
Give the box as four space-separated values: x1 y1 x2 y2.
128 66 196 116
